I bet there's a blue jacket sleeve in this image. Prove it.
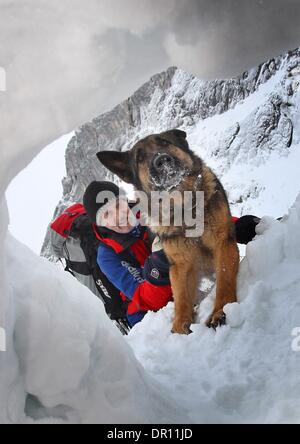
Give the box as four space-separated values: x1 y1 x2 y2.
97 246 145 300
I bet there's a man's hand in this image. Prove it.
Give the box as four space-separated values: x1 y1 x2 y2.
143 240 171 286
152 236 163 252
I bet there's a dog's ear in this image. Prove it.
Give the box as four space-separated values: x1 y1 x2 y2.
97 150 134 184
159 129 189 151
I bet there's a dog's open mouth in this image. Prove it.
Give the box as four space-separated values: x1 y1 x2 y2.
150 153 189 191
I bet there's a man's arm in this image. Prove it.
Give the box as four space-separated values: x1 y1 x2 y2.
98 246 172 313
97 246 144 300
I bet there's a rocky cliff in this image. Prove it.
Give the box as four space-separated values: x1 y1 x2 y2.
41 47 300 257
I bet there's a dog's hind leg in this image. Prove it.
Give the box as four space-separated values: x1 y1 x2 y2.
206 237 239 329
189 264 202 305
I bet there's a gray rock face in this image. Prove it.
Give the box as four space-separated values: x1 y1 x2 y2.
41 47 300 258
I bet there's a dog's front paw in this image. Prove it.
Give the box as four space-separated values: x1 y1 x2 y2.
171 320 192 335
206 310 226 330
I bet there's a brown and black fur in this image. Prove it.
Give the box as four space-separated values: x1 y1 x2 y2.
97 129 239 334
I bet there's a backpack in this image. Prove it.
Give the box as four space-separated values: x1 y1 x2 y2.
50 204 87 239
50 204 130 333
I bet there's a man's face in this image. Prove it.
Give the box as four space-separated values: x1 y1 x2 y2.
98 197 136 234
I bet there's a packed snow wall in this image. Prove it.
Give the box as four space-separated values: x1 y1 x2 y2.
0 3 184 424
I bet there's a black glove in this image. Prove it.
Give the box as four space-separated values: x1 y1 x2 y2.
143 250 171 286
235 215 261 245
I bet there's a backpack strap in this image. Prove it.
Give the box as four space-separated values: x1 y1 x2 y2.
59 258 75 277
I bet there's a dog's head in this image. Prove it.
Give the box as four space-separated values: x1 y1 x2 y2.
97 129 199 193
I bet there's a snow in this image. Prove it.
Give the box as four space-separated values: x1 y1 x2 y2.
127 197 300 423
150 156 189 192
2 110 300 424
2 233 184 424
123 52 300 424
223 303 244 328
1 2 300 422
184 53 300 223
0 2 184 424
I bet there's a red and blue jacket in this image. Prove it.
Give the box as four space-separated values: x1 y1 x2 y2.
95 224 173 327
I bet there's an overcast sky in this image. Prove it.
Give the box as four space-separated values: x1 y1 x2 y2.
2 0 300 117
6 134 72 254
3 0 300 253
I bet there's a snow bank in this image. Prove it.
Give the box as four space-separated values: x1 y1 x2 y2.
1 233 185 424
0 203 185 423
127 194 300 423
0 2 184 424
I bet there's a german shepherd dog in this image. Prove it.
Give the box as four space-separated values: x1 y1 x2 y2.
97 129 239 334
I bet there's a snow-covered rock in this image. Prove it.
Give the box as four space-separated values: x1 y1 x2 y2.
42 47 300 257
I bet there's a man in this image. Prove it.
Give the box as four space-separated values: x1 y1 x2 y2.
83 181 261 328
83 181 173 327
50 202 131 334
